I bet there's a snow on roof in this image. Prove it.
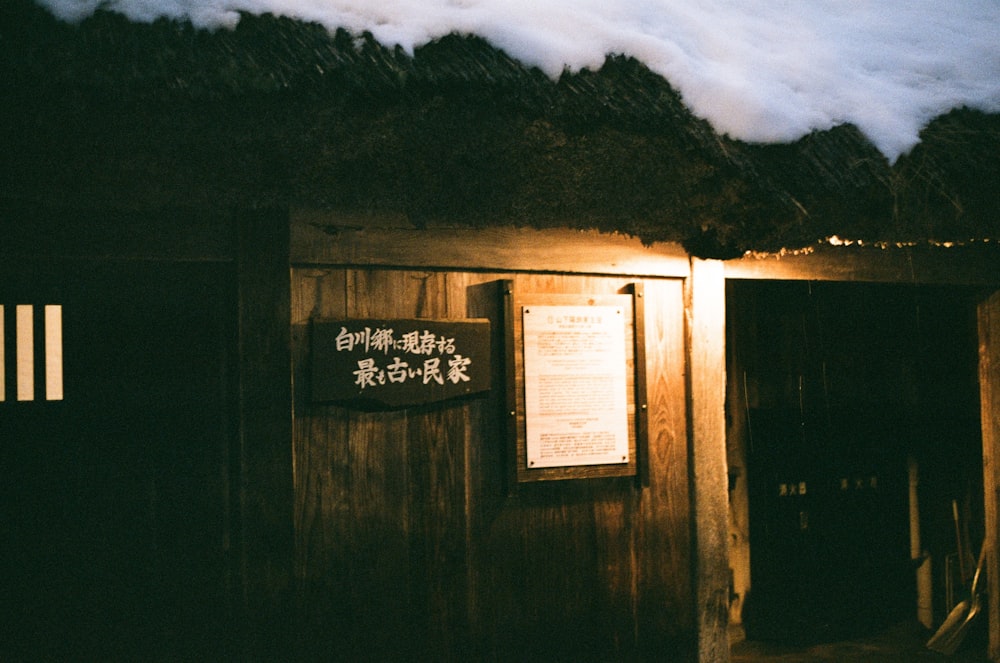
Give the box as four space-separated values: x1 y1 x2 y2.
35 0 1000 162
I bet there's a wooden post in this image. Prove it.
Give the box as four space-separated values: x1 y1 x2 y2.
236 207 294 656
686 258 730 663
978 289 1000 662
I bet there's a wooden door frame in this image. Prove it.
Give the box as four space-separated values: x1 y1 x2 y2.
687 258 730 662
978 290 1000 661
726 245 1000 663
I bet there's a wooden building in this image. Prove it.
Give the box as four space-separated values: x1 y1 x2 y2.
2 3 999 661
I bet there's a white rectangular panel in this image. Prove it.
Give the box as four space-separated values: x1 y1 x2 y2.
16 305 33 401
45 305 63 401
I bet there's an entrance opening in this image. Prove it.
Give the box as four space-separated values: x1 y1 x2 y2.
727 280 984 650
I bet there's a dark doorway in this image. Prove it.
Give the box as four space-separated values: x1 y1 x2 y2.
730 281 984 646
0 260 235 660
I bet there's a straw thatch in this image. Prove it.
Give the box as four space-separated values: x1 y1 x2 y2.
2 1 999 256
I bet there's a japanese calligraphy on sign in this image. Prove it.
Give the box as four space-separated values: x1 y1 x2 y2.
522 305 630 468
311 318 491 407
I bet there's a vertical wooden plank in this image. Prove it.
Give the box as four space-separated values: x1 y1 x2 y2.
637 278 693 658
291 268 349 590
592 482 640 658
978 289 1000 662
340 269 416 656
463 274 511 655
405 270 470 658
630 282 651 487
236 207 293 655
686 259 730 663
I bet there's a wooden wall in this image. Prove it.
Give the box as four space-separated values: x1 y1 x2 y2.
286 218 1000 661
6 203 998 660
290 267 694 660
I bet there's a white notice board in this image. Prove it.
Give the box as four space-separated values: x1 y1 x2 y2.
522 305 630 468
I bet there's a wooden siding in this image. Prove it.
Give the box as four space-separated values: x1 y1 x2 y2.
288 217 1000 661
291 267 693 660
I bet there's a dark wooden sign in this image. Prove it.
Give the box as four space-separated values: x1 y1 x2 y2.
311 318 491 408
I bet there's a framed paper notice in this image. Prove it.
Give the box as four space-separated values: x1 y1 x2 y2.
522 305 629 468
504 284 647 483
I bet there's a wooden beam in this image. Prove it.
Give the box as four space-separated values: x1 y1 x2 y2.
726 243 1000 286
978 289 1000 662
293 212 1000 287
291 213 691 277
686 258 730 663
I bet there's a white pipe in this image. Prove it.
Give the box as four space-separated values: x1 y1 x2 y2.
909 456 933 628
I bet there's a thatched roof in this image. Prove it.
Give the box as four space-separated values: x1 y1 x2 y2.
2 0 999 257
